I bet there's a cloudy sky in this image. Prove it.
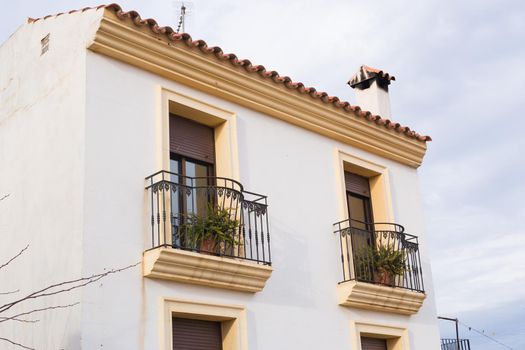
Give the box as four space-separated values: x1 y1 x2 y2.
2 1 524 349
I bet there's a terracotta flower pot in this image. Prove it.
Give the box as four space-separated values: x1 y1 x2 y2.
200 237 218 253
374 269 394 286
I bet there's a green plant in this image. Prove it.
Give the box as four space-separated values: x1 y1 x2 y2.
354 245 406 285
373 245 406 277
180 203 240 252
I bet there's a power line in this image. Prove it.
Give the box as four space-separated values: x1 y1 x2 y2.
459 320 514 350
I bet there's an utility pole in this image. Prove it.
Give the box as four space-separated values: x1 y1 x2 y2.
438 316 460 350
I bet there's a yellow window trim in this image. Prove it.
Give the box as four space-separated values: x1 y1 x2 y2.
350 321 410 350
161 297 248 350
159 87 240 181
334 150 394 223
334 150 395 280
154 88 241 247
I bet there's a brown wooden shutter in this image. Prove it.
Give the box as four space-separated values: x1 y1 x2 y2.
345 171 371 197
169 114 215 164
361 337 387 350
172 318 223 350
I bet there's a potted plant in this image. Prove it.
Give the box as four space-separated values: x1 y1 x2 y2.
354 245 406 286
181 203 240 255
372 245 406 286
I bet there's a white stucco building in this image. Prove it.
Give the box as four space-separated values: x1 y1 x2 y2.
0 4 441 350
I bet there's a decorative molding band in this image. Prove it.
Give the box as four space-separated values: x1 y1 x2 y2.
337 280 426 315
143 247 273 293
88 11 427 168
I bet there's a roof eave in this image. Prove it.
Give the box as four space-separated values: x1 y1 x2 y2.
88 6 428 167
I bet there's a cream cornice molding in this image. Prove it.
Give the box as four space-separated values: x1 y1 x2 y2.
89 10 427 168
337 281 426 315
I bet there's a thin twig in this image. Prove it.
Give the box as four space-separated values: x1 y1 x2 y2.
0 316 39 323
0 262 139 314
0 194 9 202
0 245 29 271
0 337 34 350
0 303 78 323
0 289 19 295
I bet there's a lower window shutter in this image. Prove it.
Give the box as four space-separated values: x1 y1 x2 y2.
361 337 388 350
172 318 222 350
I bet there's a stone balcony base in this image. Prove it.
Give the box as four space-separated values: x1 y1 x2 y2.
143 247 273 293
337 280 426 315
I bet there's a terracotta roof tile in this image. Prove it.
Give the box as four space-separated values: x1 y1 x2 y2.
26 3 431 142
27 5 107 23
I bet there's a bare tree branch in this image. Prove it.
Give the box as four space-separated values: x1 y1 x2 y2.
0 194 9 202
0 245 29 271
0 238 138 349
0 337 34 350
0 262 139 314
0 289 19 295
0 316 39 323
0 303 79 324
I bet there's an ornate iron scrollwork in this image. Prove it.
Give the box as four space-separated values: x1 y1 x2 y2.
146 170 271 266
242 201 267 216
332 218 424 293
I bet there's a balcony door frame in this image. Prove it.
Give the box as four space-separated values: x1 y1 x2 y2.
157 89 240 247
335 151 395 280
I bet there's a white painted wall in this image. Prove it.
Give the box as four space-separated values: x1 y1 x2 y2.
0 10 103 350
81 49 441 349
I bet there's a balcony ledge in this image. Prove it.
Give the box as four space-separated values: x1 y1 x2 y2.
337 280 426 315
143 247 273 293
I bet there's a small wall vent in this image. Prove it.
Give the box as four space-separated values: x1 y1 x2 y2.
40 33 50 55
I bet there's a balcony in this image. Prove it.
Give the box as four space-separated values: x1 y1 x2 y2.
441 339 471 350
142 170 272 293
333 219 426 315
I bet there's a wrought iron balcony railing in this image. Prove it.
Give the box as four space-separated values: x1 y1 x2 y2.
441 338 471 350
146 170 271 265
333 218 424 292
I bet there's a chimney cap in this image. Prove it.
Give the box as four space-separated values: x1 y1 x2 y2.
348 65 396 90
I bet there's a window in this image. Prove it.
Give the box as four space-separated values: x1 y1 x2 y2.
345 171 375 281
350 322 410 350
172 317 223 350
160 89 240 181
162 298 248 350
336 151 394 225
344 171 373 229
169 113 216 216
361 337 387 350
169 114 217 249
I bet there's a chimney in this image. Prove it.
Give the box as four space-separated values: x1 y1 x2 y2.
348 65 395 118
